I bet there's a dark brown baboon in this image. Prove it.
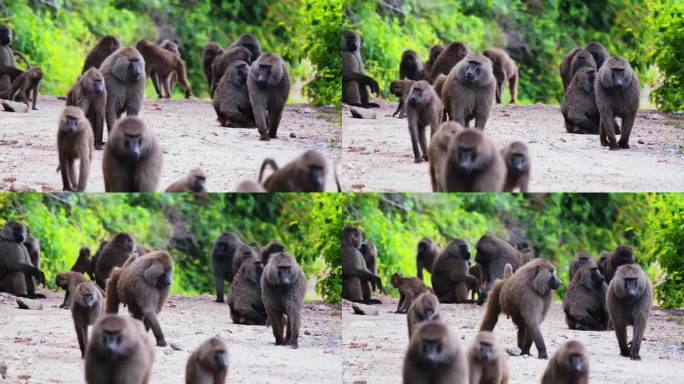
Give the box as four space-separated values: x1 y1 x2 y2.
235 180 266 192
483 47 518 104
57 106 94 192
229 34 261 63
135 40 191 98
105 250 174 347
431 238 479 303
247 52 291 141
211 231 243 302
93 232 136 289
258 150 328 192
596 57 640 150
72 281 104 358
400 50 425 81
210 46 251 96
563 264 608 331
158 39 181 89
82 36 121 73
389 79 414 118
71 246 95 280
85 314 154 384
415 237 441 280
360 240 379 299
561 67 600 134
202 42 224 91
342 226 383 304
442 129 505 192
185 337 228 384
560 48 596 92
469 263 484 302
604 244 635 283
342 29 380 108
585 42 609 69
103 117 162 192
100 47 145 135
55 271 88 309
260 241 285 266
541 340 589 384
475 234 525 302
597 251 610 277
569 251 596 280
406 292 440 339
165 168 207 192
7 67 41 110
0 24 23 95
391 272 431 313
403 320 468 384
0 221 46 298
424 44 445 73
429 41 469 82
406 80 443 163
66 68 107 149
443 54 496 128
428 122 463 192
228 259 267 325
232 243 259 278
212 60 255 127
23 233 40 270
480 259 562 359
468 331 509 384
260 252 306 348
500 141 530 192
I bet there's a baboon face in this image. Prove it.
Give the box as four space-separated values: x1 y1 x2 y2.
100 36 120 52
75 282 99 307
579 266 604 289
299 150 327 191
253 54 283 87
407 81 432 106
236 244 258 264
229 61 249 87
110 233 136 252
83 68 105 94
55 273 69 289
417 237 433 255
571 50 596 72
414 293 438 321
402 50 418 64
92 315 138 357
391 273 402 288
561 341 586 373
0 25 12 45
575 68 596 93
411 321 452 364
235 34 261 62
27 68 43 84
268 252 297 286
112 48 144 82
114 118 148 161
533 261 562 294
214 233 233 257
462 56 490 83
342 226 362 248
452 130 485 173
614 264 646 299
445 239 470 260
342 30 359 52
160 40 180 56
199 337 228 371
2 221 27 243
504 142 528 173
478 341 494 362
59 107 85 135
599 57 633 89
188 168 206 192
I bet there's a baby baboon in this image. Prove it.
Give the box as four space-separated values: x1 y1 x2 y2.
93 232 136 289
607 263 652 360
406 292 441 339
82 35 121 73
595 57 640 150
66 68 107 148
475 234 525 301
431 238 479 303
569 251 596 279
202 42 224 93
480 259 562 359
604 244 635 283
342 29 380 108
103 117 162 192
212 60 255 127
185 337 228 384
560 48 596 92
360 241 379 298
231 243 259 278
258 150 328 192
57 106 94 192
561 67 599 134
260 252 306 348
85 314 154 384
0 221 46 298
99 47 145 135
415 237 441 280
210 46 251 96
55 271 87 309
468 331 509 384
165 168 207 192
585 41 609 69
428 122 463 192
211 231 243 302
541 340 589 384
228 259 267 325
23 233 40 278
136 39 191 98
229 33 261 63
442 129 505 192
563 264 608 331
425 44 445 72
500 141 530 192
482 47 518 104
429 41 469 82
72 281 104 358
442 54 496 129
390 272 431 313
389 79 414 118
405 80 443 163
403 320 468 384
400 50 424 81
342 226 383 304
247 52 291 141
8 67 42 110
71 246 95 280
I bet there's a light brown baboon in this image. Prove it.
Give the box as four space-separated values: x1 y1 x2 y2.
247 52 291 141
428 122 463 192
424 44 445 73
258 150 328 192
585 42 609 69
442 129 505 192
342 29 380 108
85 314 154 384
342 226 383 304
391 272 431 313
406 292 441 339
560 48 597 92
202 42 224 93
231 243 259 278
159 39 181 88
210 46 251 96
71 246 95 280
561 67 599 134
389 79 414 118
607 263 652 360
0 221 46 298
105 250 174 347
569 251 596 280
468 331 509 384
405 80 443 163
604 244 635 283
185 337 228 384
72 281 104 358
66 68 107 149
99 47 145 135
563 264 608 331
57 106 94 192
165 168 207 192
235 180 266 192
483 47 518 104
596 57 640 150
55 271 87 309
7 67 42 110
228 259 267 325
400 50 424 81
82 36 121 73
433 73 448 97
429 41 469 82
431 238 479 303
212 60 255 127
500 141 530 192
135 39 191 98
443 54 496 128
211 231 243 302
541 340 589 384
0 24 23 95
403 320 468 384
260 252 306 348
103 117 162 192
475 234 526 302
415 237 442 280
229 34 261 63
479 259 562 359
93 232 136 289
260 241 285 266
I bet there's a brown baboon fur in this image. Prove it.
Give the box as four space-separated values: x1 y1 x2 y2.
433 73 448 97
100 47 145 136
212 60 255 127
85 314 154 384
406 292 441 339
562 67 600 134
585 42 609 69
0 24 23 95
211 231 243 302
66 68 107 149
403 320 468 384
596 57 640 150
483 47 518 104
389 79 414 118
82 36 121 73
424 44 445 73
185 337 228 384
55 271 88 309
604 244 635 283
258 150 328 192
0 221 46 298
57 106 94 192
597 251 611 277
479 259 562 359
428 122 463 192
93 232 136 289
228 260 267 325
165 168 207 192
500 141 530 192
342 29 380 108
541 340 589 384
429 42 469 82
247 52 291 140
260 241 285 266
415 237 442 280
359 241 379 299
560 48 597 92
469 263 484 302
442 129 505 192
71 281 104 358
158 39 181 88
400 50 425 81
563 264 608 331
235 180 266 192
135 39 191 98
443 54 496 129
202 42 224 93
7 67 42 110
231 243 260 278
405 80 443 163
468 331 509 384
260 252 306 348
474 234 526 301
569 251 596 280
23 233 40 273
431 238 479 303
210 46 251 96
70 246 95 280
391 272 431 313
342 226 383 304
229 34 262 63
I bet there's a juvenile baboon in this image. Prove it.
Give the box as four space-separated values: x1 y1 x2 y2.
210 46 251 96
560 48 596 92
429 41 469 82
165 168 207 192
391 272 431 313
99 47 145 135
475 234 525 301
55 271 87 309
85 314 154 384
229 34 261 63
247 52 291 141
341 226 383 304
480 259 562 359
260 241 285 266
500 141 530 192
71 246 95 280
258 150 328 192
211 231 243 302
540 340 589 384
561 67 600 134
400 50 425 81
82 35 121 73
103 117 162 192
563 264 608 331
23 233 40 275
136 39 191 98
93 232 136 289
431 238 479 303
604 244 635 282
442 129 505 192
406 292 441 339
8 67 42 110
66 68 107 148
158 39 181 88
443 54 496 129
260 252 306 348
415 237 442 280
72 281 104 358
185 337 228 384
231 243 259 278
597 251 610 277
428 122 463 192
596 57 640 150
585 42 609 69
57 106 94 192
569 251 596 279
405 80 443 163
0 221 46 298
403 320 468 384
360 241 379 299
468 331 509 384
483 47 518 104
469 263 484 301
0 24 22 94
607 264 652 360
202 42 224 93
212 60 255 127
342 29 380 108
424 44 445 73
389 79 414 118
228 259 267 325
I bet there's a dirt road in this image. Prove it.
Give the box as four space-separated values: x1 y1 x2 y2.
341 103 684 192
0 97 340 192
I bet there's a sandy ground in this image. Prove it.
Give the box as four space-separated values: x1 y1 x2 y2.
341 103 684 192
0 291 342 383
342 298 684 384
0 96 341 192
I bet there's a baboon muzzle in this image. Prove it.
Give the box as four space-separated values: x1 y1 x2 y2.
309 168 324 191
94 81 105 94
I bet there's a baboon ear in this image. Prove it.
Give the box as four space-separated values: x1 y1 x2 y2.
532 266 550 295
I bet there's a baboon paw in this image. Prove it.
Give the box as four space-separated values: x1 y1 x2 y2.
618 142 630 149
156 340 167 347
215 298 224 303
259 136 270 141
414 158 424 163
538 352 548 359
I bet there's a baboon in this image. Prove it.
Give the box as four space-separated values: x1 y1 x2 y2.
569 252 596 280
563 264 608 331
360 240 379 299
158 39 181 89
135 39 191 98
258 150 328 192
428 121 463 192
165 168 207 192
66 68 107 148
597 251 610 277
103 117 162 192
433 73 448 97
424 44 445 73
483 47 518 104
82 35 121 73
429 41 469 82
342 226 383 304
389 79 414 118
480 259 562 359
23 233 40 270
7 67 41 110
607 263 652 360
260 241 285 266
247 52 291 141
93 232 136 289
595 57 640 150
71 246 95 280
202 42 224 93
229 34 261 63
72 281 104 358
231 243 259 278
416 237 442 280
391 273 431 313
431 238 479 303
500 141 530 192
0 24 23 95
406 292 441 339
211 231 244 302
212 60 255 127
468 331 509 384
185 337 228 384
475 234 525 301
469 263 484 302
604 245 635 283
57 106 94 192
405 80 443 163
228 259 267 325
442 129 505 192
260 252 306 348
403 320 468 384
99 47 145 135
540 340 589 384
585 42 609 69
561 67 600 134
342 29 380 108
0 221 46 298
105 250 174 347
235 180 266 192
400 50 425 81
443 54 496 129
85 314 154 384
210 46 251 96
560 48 596 92
55 271 87 309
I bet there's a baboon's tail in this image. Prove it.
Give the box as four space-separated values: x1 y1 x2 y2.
105 267 122 313
258 159 279 183
479 279 504 331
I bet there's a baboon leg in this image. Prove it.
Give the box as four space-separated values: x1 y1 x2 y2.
495 81 503 104
59 154 72 191
475 108 489 130
214 273 225 303
267 100 284 139
75 323 87 358
105 104 117 134
618 115 635 149
77 151 90 192
418 127 429 161
630 319 645 360
416 260 424 281
161 75 172 98
402 292 415 312
407 118 423 163
94 113 105 149
143 310 166 347
361 280 371 301
358 82 369 105
152 72 163 98
517 326 529 353
395 293 406 313
67 161 77 191
528 321 548 359
509 71 518 103
392 100 403 117
598 108 619 149
30 81 38 110
253 98 270 141
270 313 286 345
286 307 300 348
615 322 630 357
